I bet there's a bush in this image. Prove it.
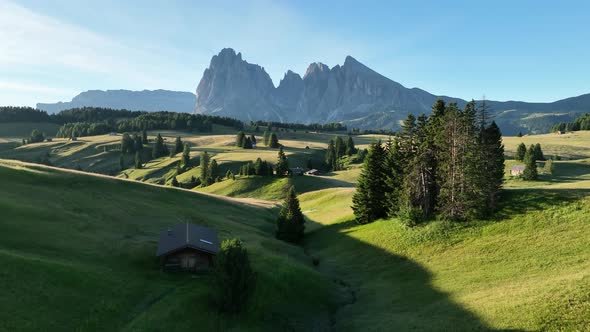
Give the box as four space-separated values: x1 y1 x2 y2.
212 239 256 313
397 203 424 227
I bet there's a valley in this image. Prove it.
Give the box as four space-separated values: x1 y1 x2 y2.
1 121 590 330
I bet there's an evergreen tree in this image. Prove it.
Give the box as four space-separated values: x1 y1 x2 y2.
517 131 523 137
236 132 245 147
174 136 183 154
250 134 256 146
254 157 263 175
171 176 179 187
134 151 142 169
533 143 545 161
269 133 280 148
306 158 313 170
352 141 387 224
119 154 125 171
212 239 256 313
522 145 538 180
325 139 337 171
262 130 270 146
345 136 356 155
22 138 26 146
544 159 555 175
334 136 346 159
200 151 210 185
29 129 44 143
275 186 306 243
515 143 527 161
243 136 253 149
275 146 289 176
142 129 148 144
383 138 403 217
133 133 143 152
181 143 190 168
121 133 134 154
152 133 166 158
481 121 505 212
208 159 219 181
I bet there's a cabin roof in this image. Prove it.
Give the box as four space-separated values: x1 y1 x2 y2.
156 223 220 257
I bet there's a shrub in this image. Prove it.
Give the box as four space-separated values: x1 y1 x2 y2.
212 239 256 313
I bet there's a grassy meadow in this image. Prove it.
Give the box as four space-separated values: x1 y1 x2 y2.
2 124 590 330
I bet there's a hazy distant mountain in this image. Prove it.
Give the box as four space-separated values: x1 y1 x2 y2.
37 89 196 114
195 48 590 134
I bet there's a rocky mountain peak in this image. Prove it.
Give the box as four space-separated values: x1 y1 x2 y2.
304 62 330 79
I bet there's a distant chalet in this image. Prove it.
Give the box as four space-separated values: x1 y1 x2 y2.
156 223 220 272
305 169 320 176
511 165 525 176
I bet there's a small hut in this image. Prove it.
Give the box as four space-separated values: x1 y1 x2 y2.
510 165 525 176
156 223 220 272
305 169 321 176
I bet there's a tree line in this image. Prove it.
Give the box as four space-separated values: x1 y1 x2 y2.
250 120 346 132
352 100 505 225
552 113 590 133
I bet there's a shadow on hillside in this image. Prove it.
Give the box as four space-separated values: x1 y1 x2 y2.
498 188 590 219
304 219 521 331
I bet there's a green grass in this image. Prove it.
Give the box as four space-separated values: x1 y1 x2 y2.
0 160 339 331
4 129 590 330
306 188 590 330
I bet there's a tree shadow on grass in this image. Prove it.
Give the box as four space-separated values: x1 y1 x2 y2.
497 188 590 220
304 219 522 331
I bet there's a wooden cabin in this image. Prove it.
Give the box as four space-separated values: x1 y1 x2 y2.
510 165 525 176
156 223 220 272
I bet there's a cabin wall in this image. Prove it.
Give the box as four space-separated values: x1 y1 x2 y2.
162 248 213 272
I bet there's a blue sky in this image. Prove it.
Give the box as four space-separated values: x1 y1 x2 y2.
1 0 589 106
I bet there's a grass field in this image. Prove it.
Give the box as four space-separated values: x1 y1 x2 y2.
0 160 340 331
2 127 590 330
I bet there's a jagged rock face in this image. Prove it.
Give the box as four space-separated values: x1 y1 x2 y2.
37 89 196 113
193 48 590 133
194 48 453 126
195 48 282 122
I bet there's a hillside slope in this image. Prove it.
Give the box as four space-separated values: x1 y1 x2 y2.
0 160 339 331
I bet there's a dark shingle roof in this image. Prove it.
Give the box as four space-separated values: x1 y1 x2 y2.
156 223 220 257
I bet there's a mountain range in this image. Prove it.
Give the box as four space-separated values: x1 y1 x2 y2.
37 89 196 114
37 48 590 134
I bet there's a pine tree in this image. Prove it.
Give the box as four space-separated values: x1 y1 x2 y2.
22 138 26 146
250 134 256 146
236 132 245 147
152 134 166 158
515 143 527 161
134 151 142 169
208 159 219 181
276 186 306 243
29 129 44 143
171 176 179 187
269 133 279 148
243 137 253 149
121 133 134 154
543 159 554 175
200 151 210 185
517 132 523 137
522 145 538 180
383 138 404 217
345 136 356 155
142 129 148 144
119 154 125 171
133 134 143 152
212 239 256 313
533 143 544 161
174 136 183 154
334 136 346 159
352 141 387 224
306 158 313 170
181 143 190 168
254 157 263 175
481 121 505 212
275 146 289 176
325 139 338 171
